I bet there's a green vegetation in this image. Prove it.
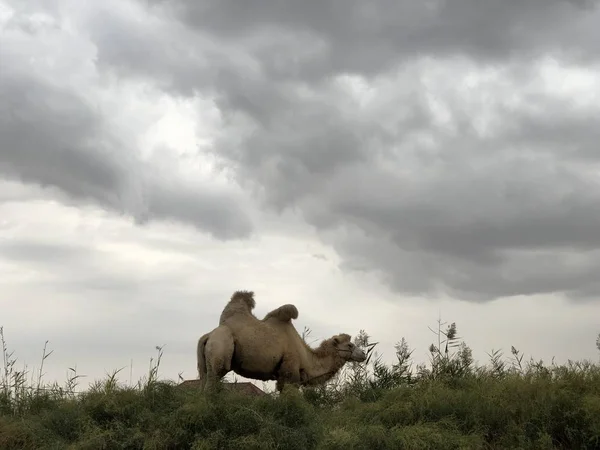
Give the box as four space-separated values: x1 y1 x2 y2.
1 323 600 450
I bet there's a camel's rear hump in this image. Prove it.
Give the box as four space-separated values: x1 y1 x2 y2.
263 304 298 323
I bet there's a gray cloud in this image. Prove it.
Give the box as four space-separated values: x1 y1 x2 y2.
9 0 600 301
0 236 203 298
0 74 132 207
0 239 140 295
0 240 89 265
0 10 253 240
147 0 600 78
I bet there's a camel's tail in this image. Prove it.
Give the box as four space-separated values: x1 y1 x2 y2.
197 332 210 382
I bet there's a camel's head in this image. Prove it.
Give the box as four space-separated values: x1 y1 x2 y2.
332 333 367 363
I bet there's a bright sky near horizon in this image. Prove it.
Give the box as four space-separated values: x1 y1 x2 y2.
1 0 600 391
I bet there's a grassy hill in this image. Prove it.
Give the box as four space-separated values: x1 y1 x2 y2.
2 324 599 449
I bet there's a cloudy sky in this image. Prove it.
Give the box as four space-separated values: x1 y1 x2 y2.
1 0 600 391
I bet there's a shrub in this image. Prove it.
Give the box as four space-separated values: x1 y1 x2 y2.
1 322 599 449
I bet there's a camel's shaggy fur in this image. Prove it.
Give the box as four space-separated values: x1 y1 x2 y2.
218 290 256 325
262 303 299 322
197 290 366 392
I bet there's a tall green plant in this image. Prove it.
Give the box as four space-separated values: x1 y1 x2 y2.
418 317 474 380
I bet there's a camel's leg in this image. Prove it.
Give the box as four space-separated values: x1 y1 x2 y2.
277 378 302 393
275 353 302 393
204 326 234 392
299 368 309 384
277 368 311 392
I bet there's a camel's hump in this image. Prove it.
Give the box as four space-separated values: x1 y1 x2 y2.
230 290 256 309
263 304 299 322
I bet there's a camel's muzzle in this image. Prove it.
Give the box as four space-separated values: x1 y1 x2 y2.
351 347 367 362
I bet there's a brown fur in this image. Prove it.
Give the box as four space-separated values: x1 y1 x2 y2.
197 291 366 393
196 332 210 380
262 304 298 322
219 290 256 325
197 325 235 391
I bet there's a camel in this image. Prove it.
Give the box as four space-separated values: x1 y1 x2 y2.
196 290 367 392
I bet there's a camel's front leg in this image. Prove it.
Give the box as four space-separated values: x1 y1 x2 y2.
276 377 303 393
276 354 302 392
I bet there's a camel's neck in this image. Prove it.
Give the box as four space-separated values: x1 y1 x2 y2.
302 350 345 385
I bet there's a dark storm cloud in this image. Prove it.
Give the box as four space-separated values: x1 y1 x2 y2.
331 226 600 301
11 0 600 300
0 74 130 206
0 11 253 240
83 0 600 301
148 0 600 77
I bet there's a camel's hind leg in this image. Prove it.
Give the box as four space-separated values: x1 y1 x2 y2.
204 326 235 391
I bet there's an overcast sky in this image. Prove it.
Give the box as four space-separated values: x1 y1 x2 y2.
1 0 600 391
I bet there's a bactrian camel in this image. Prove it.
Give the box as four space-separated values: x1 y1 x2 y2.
196 290 367 392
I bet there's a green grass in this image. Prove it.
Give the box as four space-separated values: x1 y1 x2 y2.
1 323 599 450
